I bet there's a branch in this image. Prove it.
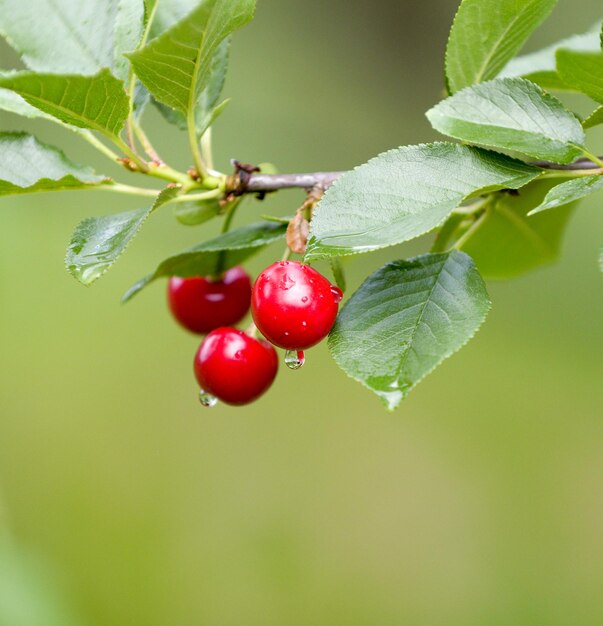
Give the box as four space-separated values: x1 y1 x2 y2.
531 157 603 171
227 157 603 197
246 171 345 191
227 171 346 196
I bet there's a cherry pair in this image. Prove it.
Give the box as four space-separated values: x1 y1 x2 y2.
168 261 343 406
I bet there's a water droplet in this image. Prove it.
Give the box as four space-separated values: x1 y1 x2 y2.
285 350 306 370
301 296 308 303
280 273 296 290
331 286 344 303
199 390 218 407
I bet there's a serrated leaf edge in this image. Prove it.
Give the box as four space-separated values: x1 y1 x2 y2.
426 77 586 164
65 187 176 286
327 252 492 410
306 141 543 261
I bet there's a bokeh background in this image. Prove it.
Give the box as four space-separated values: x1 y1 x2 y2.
1 0 602 624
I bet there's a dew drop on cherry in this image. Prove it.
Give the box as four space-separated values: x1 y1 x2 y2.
199 390 218 408
285 350 306 370
330 286 344 303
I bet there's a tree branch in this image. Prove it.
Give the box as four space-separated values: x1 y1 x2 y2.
227 157 603 197
246 171 345 191
227 171 346 196
531 158 602 171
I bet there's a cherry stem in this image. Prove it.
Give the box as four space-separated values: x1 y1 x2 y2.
215 198 242 275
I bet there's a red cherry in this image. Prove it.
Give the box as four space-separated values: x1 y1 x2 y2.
194 328 279 405
167 266 252 334
251 261 343 350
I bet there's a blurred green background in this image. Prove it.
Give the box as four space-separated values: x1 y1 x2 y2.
1 0 602 624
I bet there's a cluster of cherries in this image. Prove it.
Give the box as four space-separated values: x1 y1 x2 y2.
167 260 343 406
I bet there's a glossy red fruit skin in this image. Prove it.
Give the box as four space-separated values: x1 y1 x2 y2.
167 267 252 334
251 261 343 350
194 328 279 405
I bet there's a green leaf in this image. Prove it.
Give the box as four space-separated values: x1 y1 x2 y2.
0 72 113 145
329 258 347 293
445 0 558 93
328 252 491 410
0 70 130 139
128 0 185 118
0 71 55 120
66 187 178 286
439 180 576 279
528 175 603 215
115 0 146 82
426 77 585 164
0 132 107 196
305 143 542 260
584 106 603 129
148 0 226 36
127 0 255 116
173 197 222 225
0 0 142 79
499 23 601 91
150 0 198 35
0 74 119 156
197 38 231 120
123 220 286 302
556 50 603 104
153 38 231 134
132 81 151 119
